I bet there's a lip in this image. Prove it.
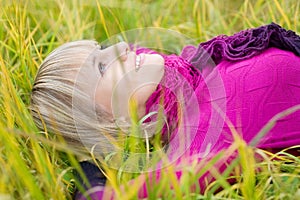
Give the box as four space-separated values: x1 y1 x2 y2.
138 53 145 66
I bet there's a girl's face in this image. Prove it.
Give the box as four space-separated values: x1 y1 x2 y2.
87 42 165 120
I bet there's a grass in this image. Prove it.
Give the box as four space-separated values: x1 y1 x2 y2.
0 0 299 199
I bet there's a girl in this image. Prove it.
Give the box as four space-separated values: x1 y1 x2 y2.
30 22 300 199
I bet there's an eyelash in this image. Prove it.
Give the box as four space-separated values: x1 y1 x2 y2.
100 45 109 50
98 62 106 76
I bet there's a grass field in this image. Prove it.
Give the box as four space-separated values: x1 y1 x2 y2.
0 0 299 199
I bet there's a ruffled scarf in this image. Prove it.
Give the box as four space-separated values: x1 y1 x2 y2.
181 22 300 69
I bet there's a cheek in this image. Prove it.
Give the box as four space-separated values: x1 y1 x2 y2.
95 83 113 114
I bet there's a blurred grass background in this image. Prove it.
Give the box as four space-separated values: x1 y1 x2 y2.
0 0 299 199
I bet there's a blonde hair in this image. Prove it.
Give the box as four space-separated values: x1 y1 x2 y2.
30 40 126 156
30 40 162 163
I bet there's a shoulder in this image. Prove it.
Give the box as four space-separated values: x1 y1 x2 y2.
213 47 300 100
217 47 300 72
259 47 300 61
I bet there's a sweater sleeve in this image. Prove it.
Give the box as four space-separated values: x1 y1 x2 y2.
73 161 107 200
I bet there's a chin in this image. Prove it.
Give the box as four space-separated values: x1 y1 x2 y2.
146 54 165 66
154 54 165 65
149 54 165 75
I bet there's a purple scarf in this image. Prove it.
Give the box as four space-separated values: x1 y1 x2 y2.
181 22 300 69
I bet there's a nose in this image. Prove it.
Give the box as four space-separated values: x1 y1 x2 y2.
112 42 130 61
117 41 130 51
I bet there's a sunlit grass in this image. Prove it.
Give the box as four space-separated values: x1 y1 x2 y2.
0 0 299 199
